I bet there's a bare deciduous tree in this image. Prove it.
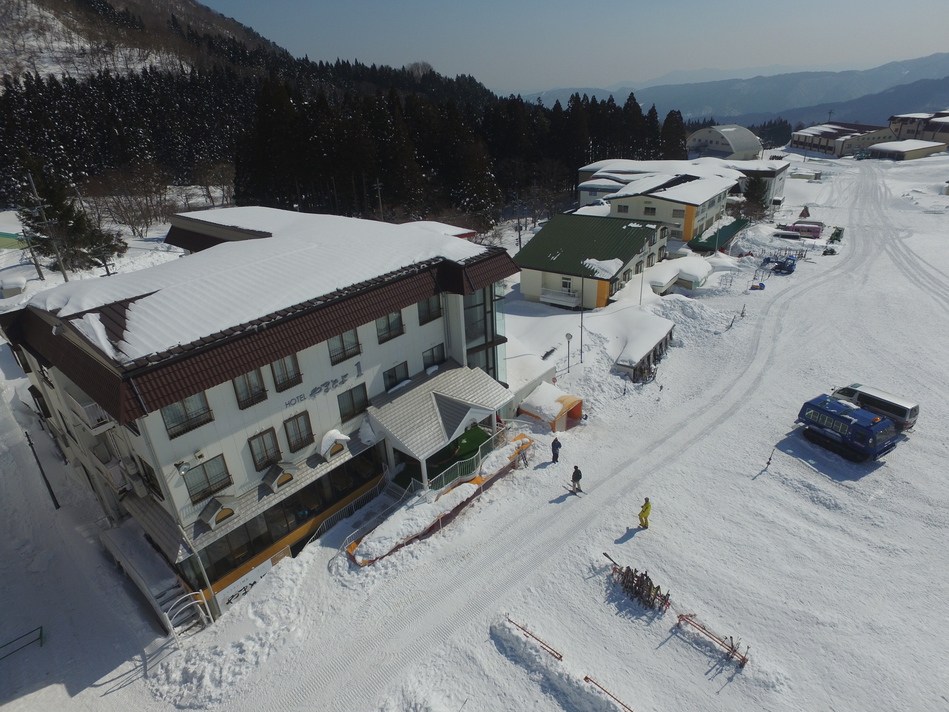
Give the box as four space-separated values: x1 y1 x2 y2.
96 161 172 238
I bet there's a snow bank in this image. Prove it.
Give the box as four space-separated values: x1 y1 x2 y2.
354 483 479 561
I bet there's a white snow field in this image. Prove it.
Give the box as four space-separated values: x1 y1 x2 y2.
1 153 948 711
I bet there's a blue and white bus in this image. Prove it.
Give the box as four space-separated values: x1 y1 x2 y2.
796 395 900 462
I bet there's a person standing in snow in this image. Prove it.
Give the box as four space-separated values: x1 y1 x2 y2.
551 437 562 463
571 465 582 492
639 497 651 529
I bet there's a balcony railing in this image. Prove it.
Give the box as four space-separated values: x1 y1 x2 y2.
540 288 581 307
63 389 113 433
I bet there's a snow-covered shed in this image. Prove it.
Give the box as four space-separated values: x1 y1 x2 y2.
612 311 675 381
517 381 583 432
867 140 947 161
673 255 714 290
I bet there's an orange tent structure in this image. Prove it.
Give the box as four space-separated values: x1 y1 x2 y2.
517 381 583 432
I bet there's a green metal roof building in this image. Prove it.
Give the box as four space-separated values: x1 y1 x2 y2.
514 213 667 309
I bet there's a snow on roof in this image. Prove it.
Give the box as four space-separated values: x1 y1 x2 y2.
608 173 681 198
644 176 737 206
871 139 947 152
646 260 681 288
605 309 675 368
519 381 578 422
893 112 934 119
28 208 489 363
582 257 624 279
585 158 745 182
402 220 476 238
673 255 714 283
572 202 612 217
578 178 625 190
503 335 555 393
610 171 737 205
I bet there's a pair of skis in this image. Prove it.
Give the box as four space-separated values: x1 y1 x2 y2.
563 485 585 496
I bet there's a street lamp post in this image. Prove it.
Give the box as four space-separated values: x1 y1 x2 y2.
565 333 573 374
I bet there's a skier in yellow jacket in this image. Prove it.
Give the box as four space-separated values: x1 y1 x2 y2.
638 497 651 529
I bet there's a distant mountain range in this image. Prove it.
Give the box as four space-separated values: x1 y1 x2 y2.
524 54 949 126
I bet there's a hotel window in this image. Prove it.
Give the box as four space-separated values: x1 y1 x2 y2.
338 383 368 422
183 454 232 504
617 204 629 214
623 269 632 282
644 206 657 216
647 254 656 268
271 354 302 392
233 368 267 410
328 329 360 365
635 261 644 274
383 361 409 391
464 286 505 380
284 411 314 453
161 392 213 439
672 208 685 218
423 344 446 370
561 276 572 291
248 428 281 472
139 459 164 500
417 295 442 325
376 311 404 344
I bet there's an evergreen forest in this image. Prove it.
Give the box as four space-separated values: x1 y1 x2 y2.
1 8 697 230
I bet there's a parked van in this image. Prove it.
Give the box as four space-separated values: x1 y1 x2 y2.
831 383 918 430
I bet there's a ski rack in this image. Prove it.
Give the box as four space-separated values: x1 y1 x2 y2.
506 616 563 660
604 553 670 612
676 613 750 668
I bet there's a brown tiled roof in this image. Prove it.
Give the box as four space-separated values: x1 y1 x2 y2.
3 247 518 424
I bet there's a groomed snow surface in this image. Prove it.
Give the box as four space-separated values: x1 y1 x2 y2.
2 153 949 711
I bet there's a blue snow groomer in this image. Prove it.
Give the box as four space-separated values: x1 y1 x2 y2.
796 395 899 462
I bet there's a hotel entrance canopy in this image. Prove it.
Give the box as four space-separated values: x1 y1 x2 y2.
367 361 513 486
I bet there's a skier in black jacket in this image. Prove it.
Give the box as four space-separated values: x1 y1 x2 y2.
571 465 582 492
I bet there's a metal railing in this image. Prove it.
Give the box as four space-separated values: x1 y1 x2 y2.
426 426 509 493
166 592 212 649
306 465 390 549
329 481 416 569
540 287 581 307
0 627 43 662
64 389 112 431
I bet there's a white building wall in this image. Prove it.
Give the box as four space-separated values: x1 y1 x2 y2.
519 270 543 302
113 299 457 527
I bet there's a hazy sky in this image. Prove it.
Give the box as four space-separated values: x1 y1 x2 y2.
199 0 947 95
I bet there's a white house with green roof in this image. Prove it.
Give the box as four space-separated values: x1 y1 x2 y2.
514 213 668 309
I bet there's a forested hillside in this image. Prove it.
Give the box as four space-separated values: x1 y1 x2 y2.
0 0 690 229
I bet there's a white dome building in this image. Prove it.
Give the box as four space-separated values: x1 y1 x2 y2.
687 125 762 160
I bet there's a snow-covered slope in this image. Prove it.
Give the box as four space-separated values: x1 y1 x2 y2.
1 152 948 711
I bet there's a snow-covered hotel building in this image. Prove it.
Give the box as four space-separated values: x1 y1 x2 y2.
0 207 518 617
